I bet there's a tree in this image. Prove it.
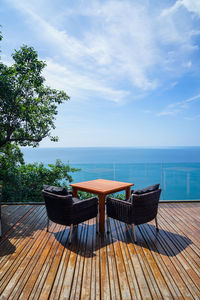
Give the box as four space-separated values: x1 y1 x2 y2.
0 34 78 202
0 45 69 148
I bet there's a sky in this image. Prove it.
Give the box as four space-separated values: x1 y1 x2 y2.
1 0 200 147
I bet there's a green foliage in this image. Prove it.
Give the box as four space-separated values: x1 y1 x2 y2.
0 45 69 148
108 192 126 200
0 144 24 184
114 193 126 200
1 159 80 202
77 191 126 201
78 191 96 200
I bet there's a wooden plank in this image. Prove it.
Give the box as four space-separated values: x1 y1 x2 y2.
117 222 144 300
17 223 59 300
160 205 200 255
67 224 86 300
138 223 185 299
111 219 139 299
105 220 120 300
9 222 59 300
93 218 101 300
0 206 39 267
106 218 122 299
158 206 200 293
118 222 164 300
80 220 95 299
48 224 83 300
0 208 47 297
89 218 99 300
49 226 83 300
159 207 200 272
0 205 37 248
139 224 191 299
28 224 65 300
142 221 200 298
0 206 43 252
0 203 199 300
38 226 70 300
0 207 45 279
58 222 88 299
99 234 111 299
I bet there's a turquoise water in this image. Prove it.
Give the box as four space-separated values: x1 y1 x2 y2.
21 147 200 201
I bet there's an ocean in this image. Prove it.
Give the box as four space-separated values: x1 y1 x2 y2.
21 147 200 201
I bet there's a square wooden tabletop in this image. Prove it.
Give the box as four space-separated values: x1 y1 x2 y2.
70 179 134 194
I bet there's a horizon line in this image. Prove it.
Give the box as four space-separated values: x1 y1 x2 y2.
20 145 200 149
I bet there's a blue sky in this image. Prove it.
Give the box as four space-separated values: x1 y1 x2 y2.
1 0 200 147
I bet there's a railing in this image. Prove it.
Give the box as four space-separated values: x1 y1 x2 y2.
70 163 200 201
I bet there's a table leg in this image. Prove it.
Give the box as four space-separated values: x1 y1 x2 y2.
126 187 131 200
99 194 106 234
72 187 78 198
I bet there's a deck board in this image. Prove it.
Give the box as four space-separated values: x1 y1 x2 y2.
0 202 200 299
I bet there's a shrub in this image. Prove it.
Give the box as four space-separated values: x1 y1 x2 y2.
1 159 80 202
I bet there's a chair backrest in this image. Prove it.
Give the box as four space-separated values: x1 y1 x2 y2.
131 188 161 225
42 190 73 226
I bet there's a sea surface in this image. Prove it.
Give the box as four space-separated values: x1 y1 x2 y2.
21 147 200 201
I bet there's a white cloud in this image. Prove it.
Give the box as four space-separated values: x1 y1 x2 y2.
179 0 200 16
161 0 200 17
157 93 200 116
43 59 129 104
5 0 200 102
157 109 182 117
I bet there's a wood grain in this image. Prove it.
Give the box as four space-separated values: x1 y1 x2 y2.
0 202 199 299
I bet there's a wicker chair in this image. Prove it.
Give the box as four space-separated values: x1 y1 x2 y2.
106 188 161 242
42 186 98 243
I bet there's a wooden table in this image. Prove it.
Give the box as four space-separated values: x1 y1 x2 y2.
70 179 134 234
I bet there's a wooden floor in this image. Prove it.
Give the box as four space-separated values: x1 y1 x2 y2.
0 203 200 299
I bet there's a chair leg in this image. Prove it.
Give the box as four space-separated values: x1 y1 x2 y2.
47 218 49 232
107 216 110 234
132 224 137 242
69 224 74 244
155 216 159 231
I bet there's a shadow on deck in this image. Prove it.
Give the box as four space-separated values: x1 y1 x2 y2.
0 202 200 299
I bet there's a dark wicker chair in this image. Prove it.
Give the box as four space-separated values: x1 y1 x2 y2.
42 186 98 243
106 188 161 242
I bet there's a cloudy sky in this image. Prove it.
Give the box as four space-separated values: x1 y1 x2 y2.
1 0 200 147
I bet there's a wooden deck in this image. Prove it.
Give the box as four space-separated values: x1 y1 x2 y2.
0 202 200 299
